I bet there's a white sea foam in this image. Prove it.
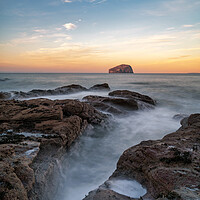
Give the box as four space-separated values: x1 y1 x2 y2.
107 179 147 198
16 132 43 138
25 147 39 156
55 106 180 200
22 91 109 101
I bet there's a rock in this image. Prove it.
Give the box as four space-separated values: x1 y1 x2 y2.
85 113 200 200
84 189 136 200
61 99 106 124
83 90 155 115
84 101 124 115
0 78 10 82
89 83 110 91
83 95 138 115
109 90 155 105
116 113 200 199
109 64 134 73
0 98 106 200
173 114 188 121
1 83 114 100
8 84 88 99
0 92 11 100
187 113 200 127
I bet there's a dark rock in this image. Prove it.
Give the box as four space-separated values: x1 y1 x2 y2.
84 101 124 115
115 113 200 199
83 90 155 115
0 92 11 100
109 90 155 105
173 114 188 121
83 95 138 115
84 189 136 200
84 113 200 200
61 99 106 124
8 84 88 99
89 83 110 91
109 64 134 73
0 98 106 200
0 78 10 81
1 83 113 100
188 113 200 127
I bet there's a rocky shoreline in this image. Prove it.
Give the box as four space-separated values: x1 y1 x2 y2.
0 83 199 200
0 83 110 100
84 114 200 200
0 83 155 200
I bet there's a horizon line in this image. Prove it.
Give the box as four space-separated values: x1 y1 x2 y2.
0 72 200 74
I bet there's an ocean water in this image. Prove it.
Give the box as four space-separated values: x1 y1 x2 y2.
0 73 200 199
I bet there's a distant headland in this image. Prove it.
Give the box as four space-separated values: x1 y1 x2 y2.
109 64 134 73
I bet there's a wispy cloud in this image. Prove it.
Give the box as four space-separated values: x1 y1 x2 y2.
63 0 72 2
182 24 194 28
22 43 103 65
63 0 106 4
169 55 191 60
33 29 48 34
144 0 200 16
166 27 175 31
63 23 77 30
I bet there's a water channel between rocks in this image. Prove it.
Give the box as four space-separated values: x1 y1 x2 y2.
51 104 180 200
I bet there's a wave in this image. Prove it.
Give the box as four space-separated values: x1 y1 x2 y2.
0 78 10 82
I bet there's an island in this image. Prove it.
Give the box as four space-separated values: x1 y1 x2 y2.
109 64 134 73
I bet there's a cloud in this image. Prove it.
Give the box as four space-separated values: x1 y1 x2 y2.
169 55 191 60
63 23 77 30
33 29 48 34
22 43 104 65
182 24 194 28
144 0 200 16
63 0 72 2
63 0 106 4
166 27 175 30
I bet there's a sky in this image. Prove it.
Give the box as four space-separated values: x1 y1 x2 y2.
0 0 200 73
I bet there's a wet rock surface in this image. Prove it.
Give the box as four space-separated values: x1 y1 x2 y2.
89 83 110 91
109 90 155 106
0 98 106 200
84 189 136 200
84 114 200 200
83 90 155 115
0 83 110 100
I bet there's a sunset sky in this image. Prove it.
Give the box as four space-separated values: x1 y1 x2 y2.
0 0 200 73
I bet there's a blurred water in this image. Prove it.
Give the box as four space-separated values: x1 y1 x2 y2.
0 73 200 114
54 107 180 200
0 73 200 199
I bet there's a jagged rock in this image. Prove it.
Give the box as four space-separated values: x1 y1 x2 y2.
84 189 136 200
83 90 155 115
0 83 112 100
0 98 106 200
12 84 88 99
109 64 134 73
109 90 155 105
83 95 138 115
61 99 106 124
0 92 11 100
173 114 189 121
89 83 110 91
84 113 200 200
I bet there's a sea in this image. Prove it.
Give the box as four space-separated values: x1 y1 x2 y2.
0 73 200 200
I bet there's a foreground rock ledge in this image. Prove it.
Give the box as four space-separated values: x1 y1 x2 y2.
0 98 106 200
84 114 200 200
